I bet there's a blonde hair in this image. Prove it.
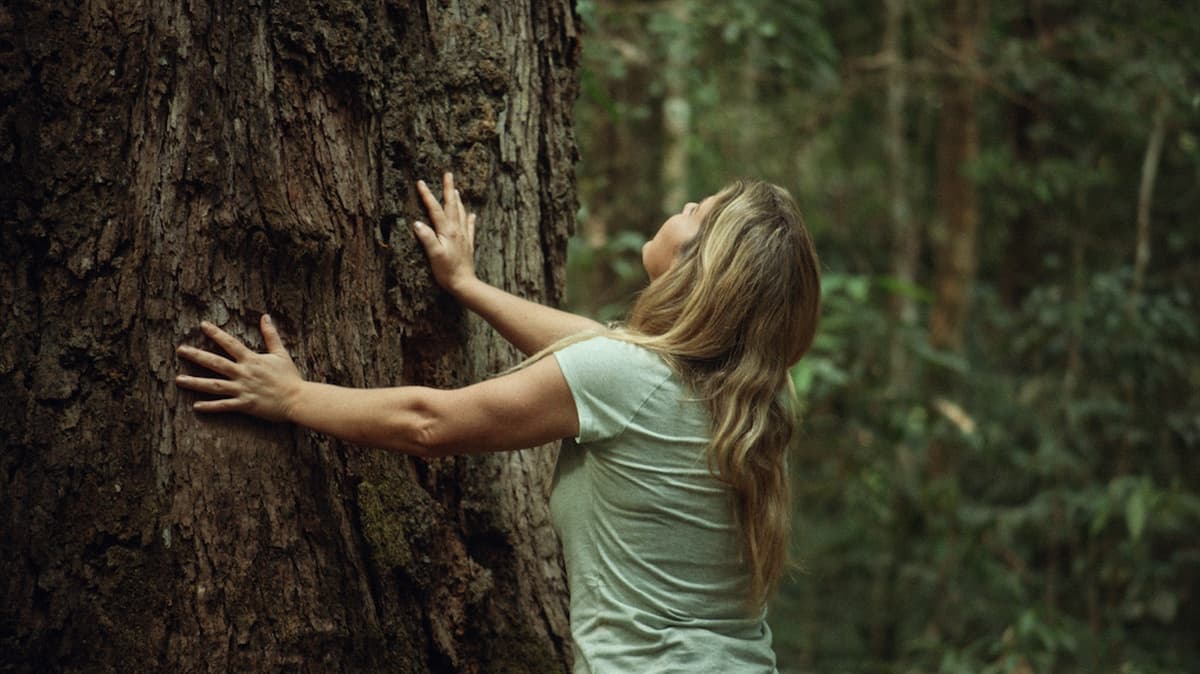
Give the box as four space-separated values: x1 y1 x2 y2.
540 180 820 610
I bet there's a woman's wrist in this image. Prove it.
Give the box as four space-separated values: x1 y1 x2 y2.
282 380 313 425
446 274 483 300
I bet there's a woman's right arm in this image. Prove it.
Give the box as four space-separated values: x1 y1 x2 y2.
413 173 603 356
176 317 580 456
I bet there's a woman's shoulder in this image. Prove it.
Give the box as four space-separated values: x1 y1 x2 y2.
554 334 680 443
553 334 676 396
558 334 671 372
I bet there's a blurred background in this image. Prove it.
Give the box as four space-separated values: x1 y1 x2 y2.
566 0 1199 672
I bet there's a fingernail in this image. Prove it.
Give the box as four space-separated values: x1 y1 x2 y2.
418 180 425 187
264 314 272 324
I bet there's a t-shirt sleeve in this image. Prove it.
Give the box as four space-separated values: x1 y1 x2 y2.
553 336 670 444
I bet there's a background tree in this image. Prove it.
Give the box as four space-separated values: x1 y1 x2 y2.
0 1 578 671
929 0 982 355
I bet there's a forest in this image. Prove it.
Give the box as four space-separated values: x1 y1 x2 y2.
569 1 1199 672
1 0 1196 672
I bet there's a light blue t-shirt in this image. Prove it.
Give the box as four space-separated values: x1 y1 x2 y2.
550 336 777 674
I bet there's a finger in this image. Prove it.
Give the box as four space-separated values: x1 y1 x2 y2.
454 189 467 227
416 180 447 229
260 314 287 355
193 398 246 413
177 344 240 377
175 374 238 396
467 212 476 244
412 221 441 253
200 321 252 361
443 172 455 217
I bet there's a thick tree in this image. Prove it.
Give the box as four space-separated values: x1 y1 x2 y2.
0 1 578 671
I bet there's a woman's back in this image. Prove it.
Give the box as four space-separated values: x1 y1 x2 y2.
551 336 777 673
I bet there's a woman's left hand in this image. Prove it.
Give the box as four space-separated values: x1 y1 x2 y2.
175 314 303 422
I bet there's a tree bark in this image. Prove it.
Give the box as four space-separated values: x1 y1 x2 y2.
0 1 578 672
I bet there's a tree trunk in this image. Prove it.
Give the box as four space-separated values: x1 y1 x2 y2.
926 0 982 485
928 0 982 354
1130 94 1168 302
0 1 578 672
659 0 690 215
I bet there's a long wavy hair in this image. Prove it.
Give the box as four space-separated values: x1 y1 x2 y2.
538 180 821 610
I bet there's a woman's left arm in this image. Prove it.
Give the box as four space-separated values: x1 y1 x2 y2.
175 315 579 457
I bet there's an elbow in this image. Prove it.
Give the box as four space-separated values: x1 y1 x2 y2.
410 418 449 458
393 393 455 458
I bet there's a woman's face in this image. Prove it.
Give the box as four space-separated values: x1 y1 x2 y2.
642 196 715 281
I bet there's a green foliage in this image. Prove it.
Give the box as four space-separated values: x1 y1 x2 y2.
565 227 648 321
571 1 1200 672
771 271 1199 672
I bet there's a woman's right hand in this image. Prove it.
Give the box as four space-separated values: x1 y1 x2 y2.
413 172 478 294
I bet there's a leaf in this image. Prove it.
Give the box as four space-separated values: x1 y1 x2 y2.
1126 485 1148 541
846 276 870 301
911 341 970 374
791 363 815 397
875 275 935 303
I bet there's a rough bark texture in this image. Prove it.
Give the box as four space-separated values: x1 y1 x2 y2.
0 1 578 671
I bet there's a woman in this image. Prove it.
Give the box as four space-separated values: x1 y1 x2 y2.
175 173 820 672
